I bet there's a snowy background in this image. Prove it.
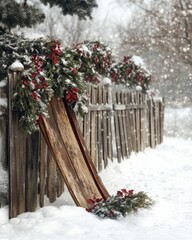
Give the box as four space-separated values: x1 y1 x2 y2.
1 0 192 239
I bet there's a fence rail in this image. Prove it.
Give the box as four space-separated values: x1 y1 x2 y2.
0 73 164 218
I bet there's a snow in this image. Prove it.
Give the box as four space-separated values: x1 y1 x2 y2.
101 77 111 85
0 136 192 240
9 61 24 72
0 80 7 88
135 85 142 91
0 98 7 108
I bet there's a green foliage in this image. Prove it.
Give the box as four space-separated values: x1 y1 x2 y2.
110 56 151 92
0 31 46 81
41 0 98 19
0 0 45 30
86 189 154 219
0 0 98 31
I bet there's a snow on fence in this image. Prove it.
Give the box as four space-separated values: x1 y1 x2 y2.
0 71 164 218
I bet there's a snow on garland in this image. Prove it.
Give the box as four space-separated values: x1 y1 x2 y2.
109 56 151 92
12 40 152 133
86 189 154 219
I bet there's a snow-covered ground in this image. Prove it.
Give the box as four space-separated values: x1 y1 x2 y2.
165 107 192 139
0 136 192 240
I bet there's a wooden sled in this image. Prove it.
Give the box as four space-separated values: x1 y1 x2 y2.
40 96 109 208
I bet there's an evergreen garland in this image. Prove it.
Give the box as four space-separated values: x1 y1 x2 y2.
110 56 151 92
86 189 154 219
5 37 152 133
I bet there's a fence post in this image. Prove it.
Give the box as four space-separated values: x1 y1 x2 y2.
7 67 27 218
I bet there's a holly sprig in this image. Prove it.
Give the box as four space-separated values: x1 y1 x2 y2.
86 188 154 219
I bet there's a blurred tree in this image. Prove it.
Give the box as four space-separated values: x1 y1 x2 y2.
0 0 98 31
116 0 192 104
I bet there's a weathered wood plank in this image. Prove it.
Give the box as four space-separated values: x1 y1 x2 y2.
140 93 145 151
135 93 140 152
102 85 108 168
8 71 27 218
47 149 57 203
106 86 113 162
39 133 47 208
90 85 97 167
66 104 109 199
148 99 155 148
121 92 129 158
125 92 133 155
97 86 103 171
57 169 64 198
113 91 121 162
130 93 137 152
25 132 39 212
159 98 165 143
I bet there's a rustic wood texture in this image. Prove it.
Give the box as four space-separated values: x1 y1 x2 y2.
39 96 109 208
66 104 109 200
39 133 47 208
8 71 27 218
25 132 39 212
47 149 57 203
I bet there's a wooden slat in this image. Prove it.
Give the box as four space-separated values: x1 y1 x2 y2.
102 86 108 168
153 99 158 146
135 93 141 152
118 92 126 159
159 98 165 143
25 132 39 212
148 99 155 148
121 92 129 158
39 133 47 208
130 93 137 152
97 86 103 171
47 149 57 203
90 85 97 167
83 85 91 153
125 92 133 156
107 86 113 162
113 90 121 162
8 71 27 218
66 104 109 200
57 169 64 198
140 93 145 151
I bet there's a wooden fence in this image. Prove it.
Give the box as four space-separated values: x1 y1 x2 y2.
81 84 164 168
0 72 164 218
